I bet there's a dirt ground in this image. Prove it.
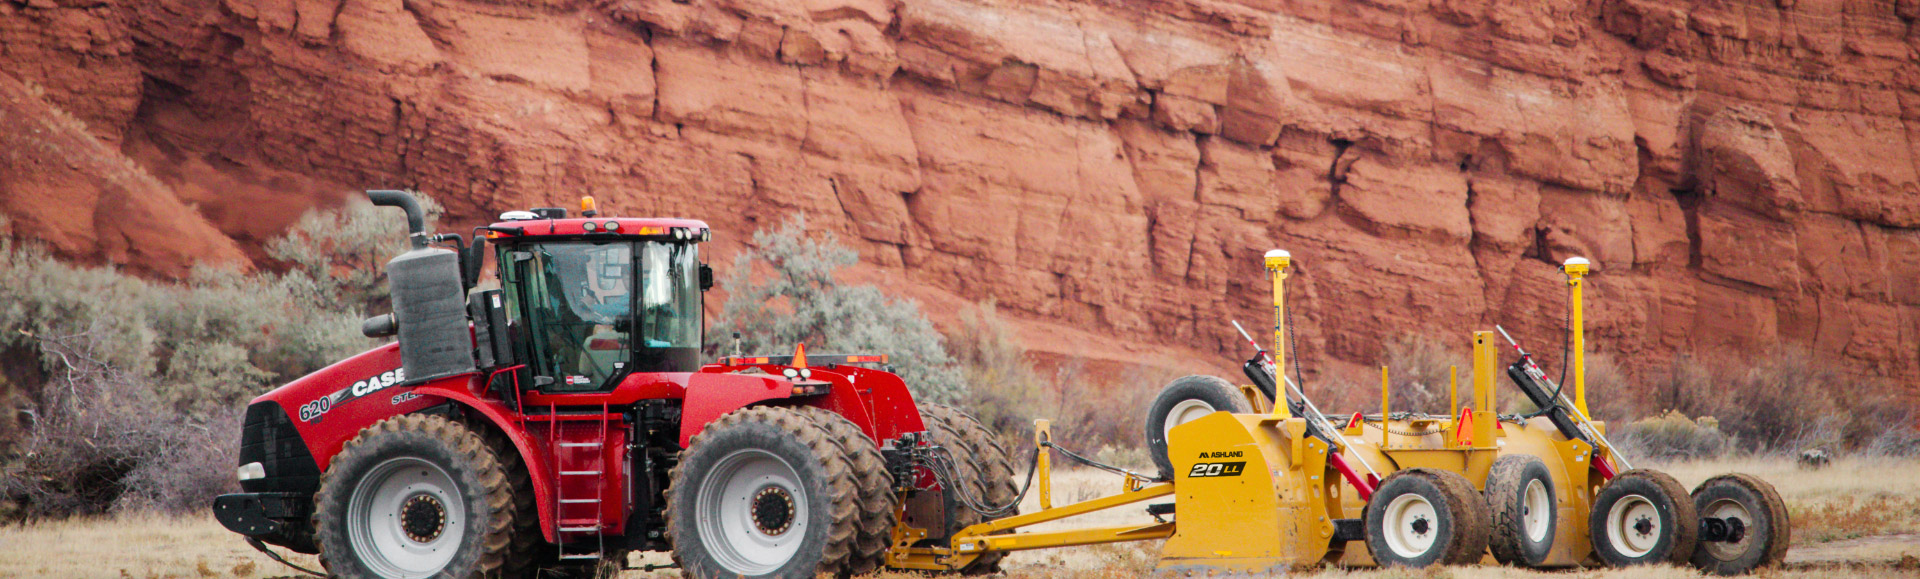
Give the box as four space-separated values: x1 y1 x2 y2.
1 458 1915 579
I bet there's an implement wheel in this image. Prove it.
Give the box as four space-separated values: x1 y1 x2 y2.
917 403 1018 575
1145 375 1251 477
1690 474 1790 575
313 415 517 579
665 406 859 579
1590 469 1698 567
1485 455 1557 567
1365 469 1491 567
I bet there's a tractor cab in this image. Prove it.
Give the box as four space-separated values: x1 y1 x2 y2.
473 199 713 392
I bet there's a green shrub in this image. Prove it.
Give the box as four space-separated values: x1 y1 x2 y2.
947 300 1043 439
0 198 426 518
1642 349 1901 453
266 194 444 314
1615 410 1733 461
1379 333 1469 414
709 218 965 404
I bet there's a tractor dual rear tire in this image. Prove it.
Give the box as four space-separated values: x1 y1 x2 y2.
1364 469 1491 568
1145 375 1251 478
665 406 860 579
313 414 517 579
1590 469 1699 568
1485 455 1557 567
918 403 1019 575
1689 473 1790 575
797 406 899 575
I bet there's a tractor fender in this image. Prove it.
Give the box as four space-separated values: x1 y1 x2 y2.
679 372 802 448
801 365 927 443
409 377 564 543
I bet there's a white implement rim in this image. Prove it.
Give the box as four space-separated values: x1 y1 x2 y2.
1382 492 1441 559
1163 399 1217 437
345 457 464 579
1605 494 1662 558
1523 478 1552 543
695 448 809 576
1700 498 1756 561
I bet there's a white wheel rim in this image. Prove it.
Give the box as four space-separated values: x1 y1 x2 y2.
1606 495 1662 558
696 448 809 575
1523 478 1552 543
346 457 464 578
1382 493 1441 559
1701 498 1755 561
1164 399 1217 438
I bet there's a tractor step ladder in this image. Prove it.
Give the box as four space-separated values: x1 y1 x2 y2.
549 402 613 562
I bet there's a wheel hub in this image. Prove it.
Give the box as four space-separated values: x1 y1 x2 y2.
400 493 447 543
751 485 796 536
1633 515 1654 538
1410 516 1431 536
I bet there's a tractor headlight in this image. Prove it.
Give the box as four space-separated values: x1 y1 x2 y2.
800 368 812 379
782 368 800 379
582 221 598 232
237 462 266 481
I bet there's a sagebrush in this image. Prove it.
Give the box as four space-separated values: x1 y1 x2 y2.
0 195 436 518
709 217 966 404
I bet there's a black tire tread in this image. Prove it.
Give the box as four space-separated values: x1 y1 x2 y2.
1425 469 1493 565
918 403 1018 575
1145 375 1251 477
1485 455 1553 567
664 405 860 579
799 406 898 575
1364 468 1488 568
1591 469 1699 567
1690 473 1790 575
313 414 516 578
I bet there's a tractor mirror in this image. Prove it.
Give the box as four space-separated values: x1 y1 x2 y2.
699 264 714 291
463 236 487 289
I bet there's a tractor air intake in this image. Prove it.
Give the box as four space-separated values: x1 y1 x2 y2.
368 190 476 384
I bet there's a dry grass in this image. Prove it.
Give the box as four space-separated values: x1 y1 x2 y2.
0 513 318 578
1650 456 1920 545
3 459 1917 578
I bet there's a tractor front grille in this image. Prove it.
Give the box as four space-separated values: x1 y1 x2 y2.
238 401 321 495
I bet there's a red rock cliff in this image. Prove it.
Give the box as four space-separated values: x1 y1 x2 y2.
2 0 1917 386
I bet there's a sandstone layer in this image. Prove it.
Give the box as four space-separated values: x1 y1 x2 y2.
3 0 1918 388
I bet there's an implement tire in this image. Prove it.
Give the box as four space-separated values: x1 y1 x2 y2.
665 406 859 579
1365 468 1491 568
1145 375 1251 477
1485 455 1557 567
798 406 898 575
1690 473 1790 575
1590 469 1699 567
919 403 1019 575
313 414 516 579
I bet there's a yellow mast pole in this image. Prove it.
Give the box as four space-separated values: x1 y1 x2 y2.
1563 257 1590 417
1380 366 1391 448
1265 250 1292 419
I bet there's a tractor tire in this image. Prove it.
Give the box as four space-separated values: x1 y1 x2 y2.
1145 375 1251 477
1689 473 1790 575
313 414 517 579
798 406 898 575
918 403 1019 575
664 406 860 579
1485 455 1557 567
1589 469 1699 567
1364 469 1491 568
471 423 544 578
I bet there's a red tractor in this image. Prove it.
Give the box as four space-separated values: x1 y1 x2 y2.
212 191 1017 578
